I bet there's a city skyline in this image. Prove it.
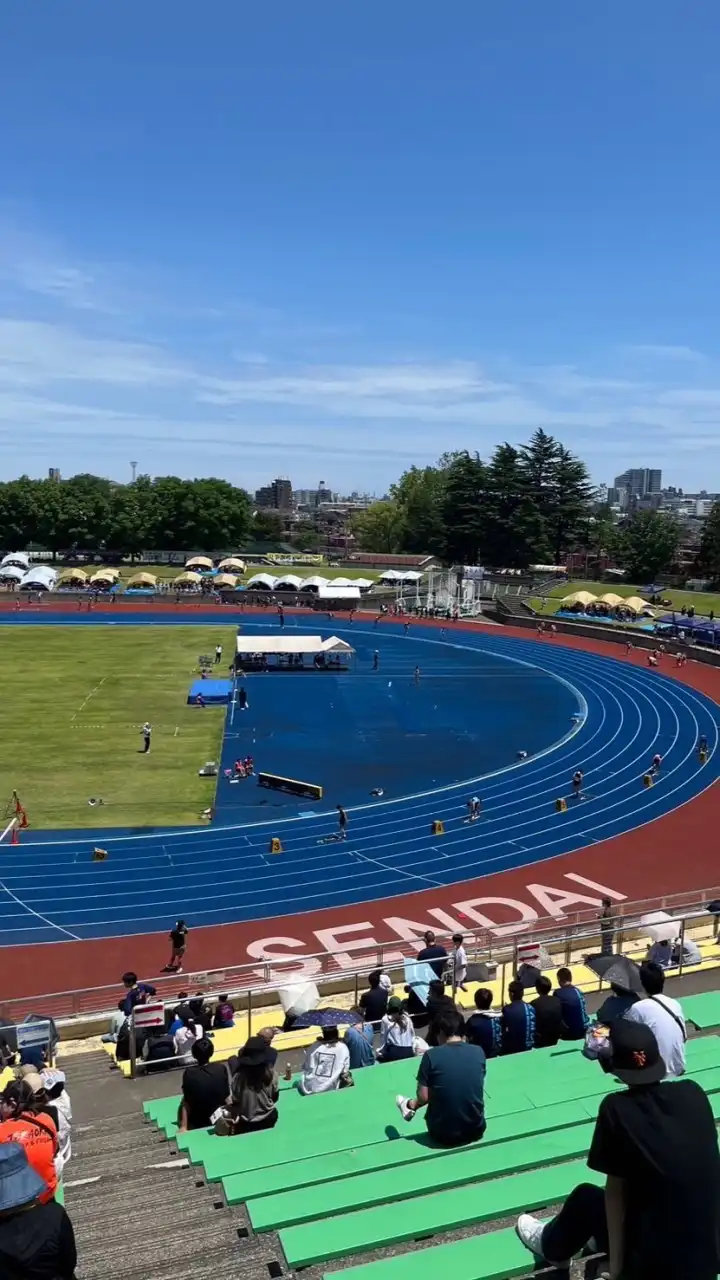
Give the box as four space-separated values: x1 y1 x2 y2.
2 4 720 490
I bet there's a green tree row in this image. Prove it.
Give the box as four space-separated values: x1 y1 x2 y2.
0 474 254 558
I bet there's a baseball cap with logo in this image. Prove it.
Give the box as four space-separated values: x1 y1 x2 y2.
606 1019 665 1085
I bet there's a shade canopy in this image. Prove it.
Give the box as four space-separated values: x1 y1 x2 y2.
20 566 57 590
0 565 23 581
379 569 424 582
214 573 238 588
236 634 354 656
316 585 361 600
217 557 245 571
561 590 597 606
298 575 328 590
90 569 119 583
274 574 303 590
173 571 202 585
126 572 157 587
598 593 623 606
0 552 29 570
623 596 654 614
246 573 277 589
185 556 213 569
57 568 88 583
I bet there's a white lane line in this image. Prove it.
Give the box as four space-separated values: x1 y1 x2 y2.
71 676 107 721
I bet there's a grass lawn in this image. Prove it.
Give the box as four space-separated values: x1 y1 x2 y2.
528 579 720 617
0 626 235 830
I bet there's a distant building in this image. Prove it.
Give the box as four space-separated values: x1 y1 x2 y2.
294 482 336 508
255 477 293 510
48 467 61 482
614 468 662 499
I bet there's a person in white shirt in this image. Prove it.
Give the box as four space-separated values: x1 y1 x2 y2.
450 933 468 991
377 997 416 1062
299 1026 351 1094
41 1069 72 1175
378 969 393 994
625 962 686 1079
673 935 702 967
174 1013 202 1062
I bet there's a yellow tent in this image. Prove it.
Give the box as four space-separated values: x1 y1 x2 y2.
126 572 157 587
174 571 202 585
599 593 624 606
214 573 238 588
57 568 87 583
217 557 245 572
90 569 119 583
561 590 597 607
185 556 213 570
624 596 653 613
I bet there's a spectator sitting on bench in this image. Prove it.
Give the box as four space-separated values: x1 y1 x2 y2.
624 962 687 1079
425 980 460 1046
178 1038 230 1132
358 970 389 1028
531 975 566 1048
298 1026 352 1094
396 1010 486 1147
377 998 416 1062
554 967 589 1040
501 980 536 1055
516 1021 720 1280
464 988 503 1058
0 1142 77 1280
173 1010 202 1062
344 1021 376 1069
213 994 236 1030
217 1037 280 1134
595 981 638 1026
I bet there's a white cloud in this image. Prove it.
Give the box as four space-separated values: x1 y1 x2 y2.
622 344 706 363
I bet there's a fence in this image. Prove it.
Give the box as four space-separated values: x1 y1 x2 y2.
0 883 717 1038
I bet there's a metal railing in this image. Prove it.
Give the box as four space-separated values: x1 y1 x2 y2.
1 883 718 1036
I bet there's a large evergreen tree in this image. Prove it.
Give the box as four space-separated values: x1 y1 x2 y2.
616 510 681 582
481 444 548 567
698 501 720 584
439 451 486 564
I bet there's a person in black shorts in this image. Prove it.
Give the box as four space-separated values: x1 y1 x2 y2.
164 919 189 973
337 805 348 840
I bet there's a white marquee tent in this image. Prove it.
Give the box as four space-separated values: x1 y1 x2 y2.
1 552 30 571
236 634 354 656
20 565 57 591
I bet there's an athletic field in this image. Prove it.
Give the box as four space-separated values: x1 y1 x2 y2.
0 625 235 829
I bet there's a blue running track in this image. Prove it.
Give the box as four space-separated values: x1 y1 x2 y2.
0 618 718 945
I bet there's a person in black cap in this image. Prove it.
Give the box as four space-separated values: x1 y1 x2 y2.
516 1019 720 1279
222 1036 279 1134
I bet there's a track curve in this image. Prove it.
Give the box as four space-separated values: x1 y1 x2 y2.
2 620 719 945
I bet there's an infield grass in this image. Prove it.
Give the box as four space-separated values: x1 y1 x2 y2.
0 626 234 830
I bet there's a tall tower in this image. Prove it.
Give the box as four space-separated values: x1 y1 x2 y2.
130 461 138 483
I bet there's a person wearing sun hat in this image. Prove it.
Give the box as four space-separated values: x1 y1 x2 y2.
0 1142 77 1277
516 1020 720 1279
0 1079 58 1204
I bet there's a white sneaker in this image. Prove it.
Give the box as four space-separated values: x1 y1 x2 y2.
516 1214 568 1265
395 1095 414 1122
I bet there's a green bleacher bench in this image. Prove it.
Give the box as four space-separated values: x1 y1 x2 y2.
680 991 720 1030
279 1158 604 1267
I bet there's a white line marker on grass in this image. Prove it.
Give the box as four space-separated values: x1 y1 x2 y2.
72 676 107 720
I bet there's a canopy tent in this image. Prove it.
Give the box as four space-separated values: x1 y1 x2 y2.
56 568 88 584
20 566 57 591
1 552 29 571
173 571 202 585
236 635 354 656
217 557 245 572
185 556 213 570
316 585 361 600
298 575 329 591
245 573 277 589
530 564 567 573
0 565 23 582
598 593 624 606
353 578 375 588
379 569 424 582
623 596 655 614
126 572 157 587
560 590 597 606
214 573 238 588
326 577 353 587
274 574 303 590
89 569 119 583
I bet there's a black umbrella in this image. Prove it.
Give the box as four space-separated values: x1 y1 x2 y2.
291 1007 362 1029
586 953 643 995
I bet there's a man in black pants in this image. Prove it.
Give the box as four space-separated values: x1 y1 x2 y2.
516 1020 720 1279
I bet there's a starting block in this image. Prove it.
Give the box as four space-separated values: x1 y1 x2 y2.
699 748 708 764
431 820 445 835
92 847 109 862
643 773 654 788
269 837 283 854
555 797 568 813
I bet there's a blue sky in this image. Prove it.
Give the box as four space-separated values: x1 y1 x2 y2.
2 1 720 493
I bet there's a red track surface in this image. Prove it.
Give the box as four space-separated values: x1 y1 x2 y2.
3 610 720 1002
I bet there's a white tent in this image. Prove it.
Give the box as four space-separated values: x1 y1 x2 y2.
326 577 353 587
0 565 24 582
379 569 424 583
20 565 57 591
316 585 361 601
352 578 374 588
1 552 30 571
299 575 329 591
274 575 303 590
236 634 354 655
245 573 278 589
